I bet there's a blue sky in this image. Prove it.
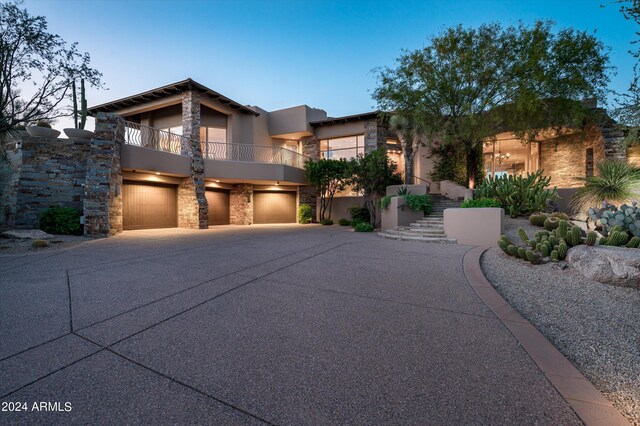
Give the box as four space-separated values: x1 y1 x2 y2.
22 0 638 129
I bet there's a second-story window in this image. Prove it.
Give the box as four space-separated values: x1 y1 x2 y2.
200 127 227 143
320 135 365 160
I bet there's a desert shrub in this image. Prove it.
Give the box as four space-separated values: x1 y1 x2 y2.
475 170 558 218
320 218 334 225
354 222 374 232
404 194 432 214
460 197 501 208
32 239 49 248
348 206 370 225
297 204 312 224
338 218 351 226
379 196 392 209
571 160 640 212
39 207 81 235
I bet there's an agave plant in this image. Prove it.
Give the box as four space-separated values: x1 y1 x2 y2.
570 160 640 213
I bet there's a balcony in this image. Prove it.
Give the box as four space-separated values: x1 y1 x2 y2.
202 142 305 169
120 122 307 184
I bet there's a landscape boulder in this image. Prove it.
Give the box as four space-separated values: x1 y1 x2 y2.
567 245 640 289
1 229 54 240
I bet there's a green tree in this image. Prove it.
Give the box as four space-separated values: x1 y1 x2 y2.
0 1 102 135
304 158 350 221
611 0 640 145
349 148 403 227
387 113 427 184
373 21 610 188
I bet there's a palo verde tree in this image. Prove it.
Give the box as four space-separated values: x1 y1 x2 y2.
349 148 403 227
373 21 610 188
0 1 102 136
304 158 351 221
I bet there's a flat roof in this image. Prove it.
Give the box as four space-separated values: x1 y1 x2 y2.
88 78 259 116
310 111 379 127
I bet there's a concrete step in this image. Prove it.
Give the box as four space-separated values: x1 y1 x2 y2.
388 229 446 237
378 233 457 244
408 223 444 229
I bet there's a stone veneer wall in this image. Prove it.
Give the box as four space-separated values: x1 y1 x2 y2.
230 184 253 225
298 135 319 222
179 90 208 228
601 121 626 162
9 137 90 228
627 145 640 167
539 125 606 188
83 113 123 237
364 118 395 153
1 135 24 226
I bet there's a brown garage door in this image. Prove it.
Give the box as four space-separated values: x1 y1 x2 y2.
123 181 178 230
253 191 296 224
205 189 230 225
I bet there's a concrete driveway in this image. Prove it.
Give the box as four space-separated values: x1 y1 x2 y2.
1 225 580 425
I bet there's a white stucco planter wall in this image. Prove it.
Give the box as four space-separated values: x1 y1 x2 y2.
444 208 504 246
381 196 425 232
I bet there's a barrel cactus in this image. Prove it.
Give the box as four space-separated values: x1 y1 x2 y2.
606 231 628 246
566 226 582 247
529 213 547 227
498 239 510 253
585 231 597 246
526 250 542 264
540 244 550 257
543 217 560 231
626 236 640 248
517 247 527 259
507 245 518 257
550 250 559 262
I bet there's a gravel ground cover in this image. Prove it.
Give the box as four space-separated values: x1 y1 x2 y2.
481 218 640 424
0 234 90 255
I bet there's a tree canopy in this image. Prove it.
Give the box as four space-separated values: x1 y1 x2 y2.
373 20 611 188
611 0 640 145
304 158 351 221
0 1 102 135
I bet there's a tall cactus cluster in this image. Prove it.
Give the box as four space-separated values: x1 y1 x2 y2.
72 78 88 130
499 218 639 265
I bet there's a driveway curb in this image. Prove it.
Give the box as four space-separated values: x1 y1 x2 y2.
463 246 629 426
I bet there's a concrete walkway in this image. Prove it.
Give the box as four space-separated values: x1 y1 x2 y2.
1 225 580 425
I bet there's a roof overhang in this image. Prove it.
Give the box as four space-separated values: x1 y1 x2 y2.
310 111 379 127
88 78 260 116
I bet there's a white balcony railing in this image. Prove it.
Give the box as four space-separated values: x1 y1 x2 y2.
124 121 183 154
202 142 306 169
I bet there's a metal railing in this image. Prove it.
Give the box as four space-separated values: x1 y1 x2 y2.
202 142 306 169
123 121 183 154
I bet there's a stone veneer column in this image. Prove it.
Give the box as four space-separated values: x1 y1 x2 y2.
179 90 208 229
299 136 319 222
601 122 627 162
230 184 253 225
83 113 123 237
364 117 392 154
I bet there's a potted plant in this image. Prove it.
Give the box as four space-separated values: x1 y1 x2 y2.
25 121 61 138
64 78 94 140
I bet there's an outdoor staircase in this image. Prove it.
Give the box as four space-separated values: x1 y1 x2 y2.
378 195 460 243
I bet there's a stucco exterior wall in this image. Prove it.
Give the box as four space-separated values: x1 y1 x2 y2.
627 145 640 167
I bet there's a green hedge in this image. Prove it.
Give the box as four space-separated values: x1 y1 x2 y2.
460 198 501 208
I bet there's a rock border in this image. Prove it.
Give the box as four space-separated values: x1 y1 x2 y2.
463 246 630 426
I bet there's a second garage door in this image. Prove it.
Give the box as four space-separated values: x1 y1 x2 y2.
253 191 296 224
123 181 178 230
205 189 230 225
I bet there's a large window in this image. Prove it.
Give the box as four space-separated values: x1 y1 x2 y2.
320 135 365 160
200 127 227 159
200 127 226 143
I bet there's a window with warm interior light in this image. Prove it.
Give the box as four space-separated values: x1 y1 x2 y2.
320 135 365 160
